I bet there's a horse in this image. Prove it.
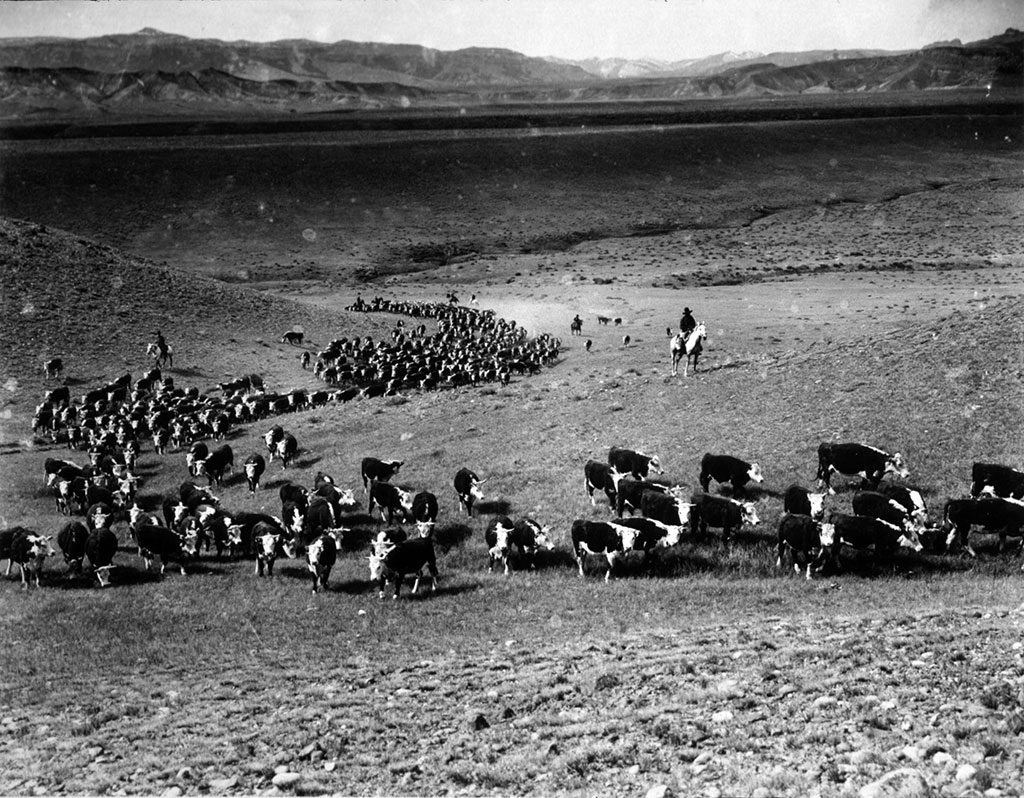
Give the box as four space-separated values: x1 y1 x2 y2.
146 343 173 368
570 316 583 336
670 322 707 377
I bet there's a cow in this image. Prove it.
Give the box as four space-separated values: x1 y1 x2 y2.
281 330 304 345
300 351 311 369
699 453 764 496
615 516 685 553
584 460 626 509
44 357 64 379
816 442 909 494
368 537 439 599
689 493 760 543
136 524 198 576
186 441 209 476
303 497 350 543
306 532 338 593
313 471 336 489
615 478 670 518
485 517 555 575
244 453 266 494
85 528 118 587
9 531 55 589
825 512 923 570
944 497 1024 557
783 484 826 520
44 457 80 486
57 520 90 574
0 526 35 577
970 463 1024 500
454 467 486 516
411 491 439 525
276 434 298 469
368 481 414 525
877 483 928 526
264 426 284 460
360 457 403 492
570 519 640 581
195 444 233 486
640 488 694 527
608 447 663 480
314 483 357 515
279 483 310 517
852 491 919 533
777 514 834 579
253 522 291 577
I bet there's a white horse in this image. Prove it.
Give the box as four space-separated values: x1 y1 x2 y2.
146 342 173 368
670 322 707 377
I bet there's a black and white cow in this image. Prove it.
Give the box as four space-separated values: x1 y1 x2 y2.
689 493 760 543
699 453 764 495
44 457 80 486
615 478 669 518
640 488 694 528
281 330 304 345
253 521 290 577
44 357 64 379
361 457 404 492
85 528 118 587
136 525 198 576
244 453 266 494
970 462 1024 500
584 460 626 509
816 442 909 494
195 444 233 486
368 536 439 599
306 532 338 593
824 512 923 569
615 516 685 553
9 530 55 589
302 497 349 545
608 447 664 480
411 491 439 526
876 483 928 526
944 497 1024 557
852 491 919 533
57 520 90 574
264 426 285 461
485 517 555 575
368 481 414 525
777 514 834 579
783 484 826 520
454 467 486 516
276 434 298 469
186 441 209 476
279 483 310 518
569 519 640 581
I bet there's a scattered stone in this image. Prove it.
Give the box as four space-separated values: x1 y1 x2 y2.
595 673 620 690
955 765 978 782
271 771 302 789
902 745 925 762
175 767 194 781
933 752 954 766
813 695 839 710
711 710 734 723
323 762 336 772
160 788 182 798
692 751 714 766
209 776 238 790
627 764 640 776
858 768 930 798
645 785 672 798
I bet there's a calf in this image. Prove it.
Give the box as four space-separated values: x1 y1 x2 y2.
584 460 626 509
454 467 486 516
10 531 55 589
276 434 298 468
616 478 669 518
608 447 663 480
361 457 403 491
57 520 90 574
253 522 291 577
699 453 764 495
368 481 414 525
368 537 439 599
640 488 694 527
411 491 439 524
689 493 760 543
825 512 923 570
816 442 909 494
85 528 118 587
570 519 640 581
486 517 555 575
136 525 198 576
244 453 266 494
783 484 826 520
0 526 35 576
852 491 918 533
777 514 834 579
971 462 1024 500
306 532 338 593
944 497 1024 557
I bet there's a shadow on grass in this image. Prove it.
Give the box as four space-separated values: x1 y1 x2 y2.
170 367 205 378
712 484 782 500
435 522 473 552
475 499 512 516
292 455 323 469
328 578 484 599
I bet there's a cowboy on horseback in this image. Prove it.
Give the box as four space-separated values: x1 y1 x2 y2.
154 331 168 361
679 307 696 337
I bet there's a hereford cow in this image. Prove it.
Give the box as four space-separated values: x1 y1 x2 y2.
783 484 826 520
877 483 928 526
368 481 414 525
85 528 118 587
944 497 1024 557
689 493 760 543
570 519 640 581
195 444 233 486
306 532 338 593
57 520 90 574
852 490 919 533
616 478 669 518
777 514 834 579
699 453 764 495
368 536 439 599
411 491 439 525
244 454 266 494
608 447 663 480
485 517 554 575
816 442 909 494
454 467 486 516
9 531 55 589
584 460 626 509
361 457 403 491
970 463 1024 500
825 512 923 570
276 434 298 468
615 516 685 553
136 525 198 576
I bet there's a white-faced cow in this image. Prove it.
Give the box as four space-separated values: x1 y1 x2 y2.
615 478 670 518
824 512 923 571
195 444 233 487
570 519 640 581
877 483 928 526
136 525 198 576
253 521 290 577
306 532 339 593
944 497 1024 557
777 514 834 579
244 453 266 494
852 491 920 534
689 493 760 543
361 458 403 492
411 491 439 525
85 528 118 587
699 453 764 496
9 530 55 589
816 442 909 494
276 434 298 469
970 463 1024 500
186 441 209 477
640 488 694 529
264 426 284 461
783 484 826 521
454 468 486 516
485 516 554 575
615 516 685 554
368 536 439 599
281 330 304 345
44 357 64 379
368 481 414 525
584 460 626 509
608 447 663 480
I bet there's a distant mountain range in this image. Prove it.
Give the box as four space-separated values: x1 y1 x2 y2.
0 27 1019 118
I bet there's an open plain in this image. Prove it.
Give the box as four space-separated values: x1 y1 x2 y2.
1 101 1024 796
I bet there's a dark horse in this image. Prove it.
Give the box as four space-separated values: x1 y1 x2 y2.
570 315 582 336
670 322 707 377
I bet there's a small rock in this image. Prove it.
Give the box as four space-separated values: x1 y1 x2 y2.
716 679 739 693
984 789 1003 797
933 752 954 766
777 684 798 697
813 696 838 710
645 785 672 798
271 772 302 789
706 787 722 798
955 765 978 782
627 764 640 775
711 710 734 723
902 745 925 762
858 768 930 798
595 673 620 690
161 789 182 798
323 762 336 772
209 776 238 790
692 751 713 766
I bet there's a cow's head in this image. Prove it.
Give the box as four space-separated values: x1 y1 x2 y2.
91 508 111 531
244 462 260 480
532 523 555 552
171 501 188 526
608 467 626 492
226 525 244 548
741 503 760 526
287 507 304 537
886 452 910 480
335 488 357 509
196 504 218 527
898 527 924 552
263 428 279 448
396 487 415 513
372 531 397 558
807 492 826 520
128 503 145 527
661 524 685 548
817 522 836 548
94 565 115 588
647 455 664 475
748 463 764 484
611 523 639 552
415 521 435 539
368 552 385 583
489 521 513 557
326 527 350 547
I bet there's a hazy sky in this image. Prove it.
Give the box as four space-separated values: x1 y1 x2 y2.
2 0 1021 60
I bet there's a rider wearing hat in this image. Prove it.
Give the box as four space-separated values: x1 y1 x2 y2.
679 308 696 337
